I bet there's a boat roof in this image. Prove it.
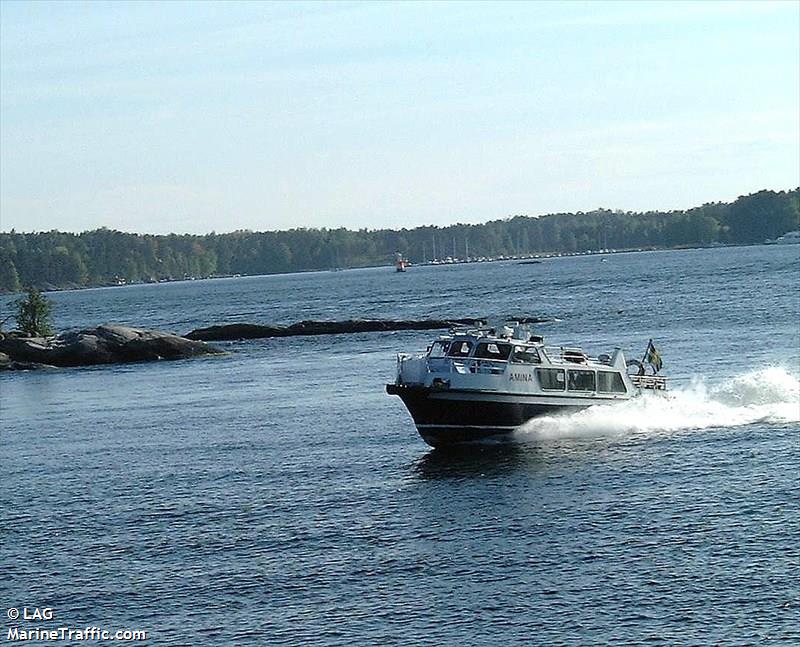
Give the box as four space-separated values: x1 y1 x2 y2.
440 322 542 344
434 323 620 369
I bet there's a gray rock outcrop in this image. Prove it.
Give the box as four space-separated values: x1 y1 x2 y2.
0 351 55 371
0 324 223 369
185 318 487 341
185 317 552 341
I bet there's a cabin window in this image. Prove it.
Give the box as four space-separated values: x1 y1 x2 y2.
474 342 512 360
511 346 541 364
568 370 596 391
447 341 473 357
597 371 626 393
536 368 565 390
428 341 450 358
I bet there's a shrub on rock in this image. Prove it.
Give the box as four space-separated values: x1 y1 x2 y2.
15 287 54 337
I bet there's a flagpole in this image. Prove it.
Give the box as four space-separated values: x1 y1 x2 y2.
641 339 652 365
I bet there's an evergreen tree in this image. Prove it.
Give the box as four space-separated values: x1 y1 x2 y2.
0 188 797 290
0 255 22 292
15 287 54 337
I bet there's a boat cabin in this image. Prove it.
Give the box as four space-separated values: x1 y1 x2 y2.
393 324 648 399
395 323 666 397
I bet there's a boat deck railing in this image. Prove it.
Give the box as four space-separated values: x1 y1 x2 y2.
542 346 612 367
428 352 611 374
429 357 508 375
630 374 668 390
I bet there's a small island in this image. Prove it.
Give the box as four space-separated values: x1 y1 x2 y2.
0 324 225 370
0 290 550 371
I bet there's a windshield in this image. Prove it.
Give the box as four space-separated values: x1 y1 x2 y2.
428 341 450 358
447 341 473 357
474 342 512 360
511 346 541 364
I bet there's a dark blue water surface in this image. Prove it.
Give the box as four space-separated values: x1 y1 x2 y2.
2 245 799 645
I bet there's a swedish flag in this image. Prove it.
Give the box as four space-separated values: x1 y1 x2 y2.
644 340 663 373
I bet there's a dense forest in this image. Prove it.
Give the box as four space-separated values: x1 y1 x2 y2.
0 188 797 293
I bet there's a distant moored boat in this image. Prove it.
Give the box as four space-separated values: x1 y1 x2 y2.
394 252 408 272
765 231 800 245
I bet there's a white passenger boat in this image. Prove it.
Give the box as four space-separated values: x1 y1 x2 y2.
386 323 666 447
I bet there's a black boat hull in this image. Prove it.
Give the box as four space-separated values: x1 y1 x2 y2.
386 384 589 447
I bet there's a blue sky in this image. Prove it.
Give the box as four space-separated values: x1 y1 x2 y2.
1 0 798 234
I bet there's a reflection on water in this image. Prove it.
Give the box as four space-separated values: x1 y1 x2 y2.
413 443 540 479
412 433 634 480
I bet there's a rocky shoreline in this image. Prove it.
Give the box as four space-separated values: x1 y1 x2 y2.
0 324 224 370
184 318 489 341
1 317 550 370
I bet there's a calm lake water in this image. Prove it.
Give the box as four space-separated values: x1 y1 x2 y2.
2 245 799 645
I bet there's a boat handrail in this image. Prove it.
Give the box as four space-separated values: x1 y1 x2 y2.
448 326 495 337
630 374 668 390
543 346 607 366
429 350 612 369
447 324 537 341
450 358 507 374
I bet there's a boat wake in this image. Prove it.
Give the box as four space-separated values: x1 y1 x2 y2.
515 366 799 441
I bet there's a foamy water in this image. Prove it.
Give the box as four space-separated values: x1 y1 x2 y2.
515 366 800 441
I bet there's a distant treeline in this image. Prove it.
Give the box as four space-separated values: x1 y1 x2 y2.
1 188 797 292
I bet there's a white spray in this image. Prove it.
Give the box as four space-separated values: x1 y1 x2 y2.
515 367 800 441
